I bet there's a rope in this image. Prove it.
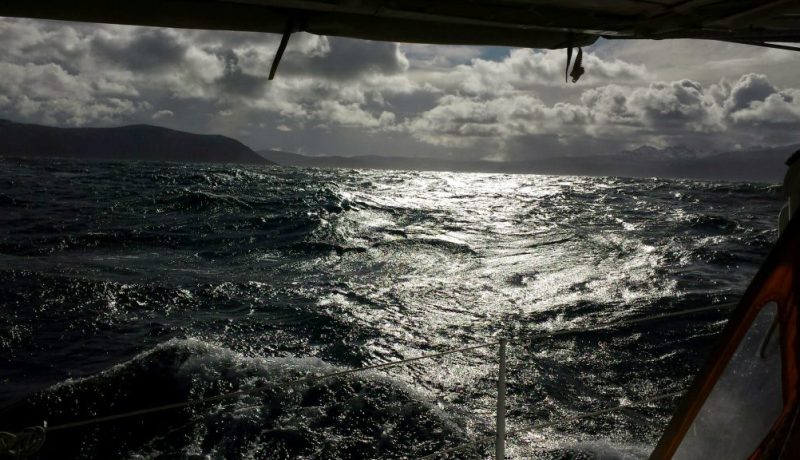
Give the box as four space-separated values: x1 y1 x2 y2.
7 301 736 443
45 340 500 432
417 389 685 459
0 426 46 459
514 301 738 343
730 41 800 52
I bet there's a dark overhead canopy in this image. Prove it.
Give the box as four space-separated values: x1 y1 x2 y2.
1 0 799 50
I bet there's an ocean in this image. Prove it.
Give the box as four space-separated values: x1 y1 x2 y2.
0 156 783 459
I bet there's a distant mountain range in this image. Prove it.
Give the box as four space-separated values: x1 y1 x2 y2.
0 119 794 182
260 144 799 183
0 119 272 165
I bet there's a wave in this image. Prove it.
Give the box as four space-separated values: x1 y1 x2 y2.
2 339 473 459
0 158 783 459
687 215 739 232
164 189 254 212
373 237 476 255
289 241 368 255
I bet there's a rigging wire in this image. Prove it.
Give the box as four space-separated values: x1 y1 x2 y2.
0 301 738 456
731 41 800 52
417 389 685 459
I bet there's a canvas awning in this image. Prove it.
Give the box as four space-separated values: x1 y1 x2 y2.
0 0 799 50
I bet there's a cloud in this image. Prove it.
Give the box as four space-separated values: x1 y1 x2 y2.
405 94 588 149
419 48 649 97
399 44 484 69
730 91 800 124
403 72 799 158
582 79 725 133
283 37 409 80
0 61 145 125
313 100 396 129
0 16 798 159
0 18 410 130
217 50 268 97
92 28 186 71
152 109 174 119
724 73 778 113
720 74 800 145
591 39 800 89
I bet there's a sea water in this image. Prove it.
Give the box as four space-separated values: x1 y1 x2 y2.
0 157 783 459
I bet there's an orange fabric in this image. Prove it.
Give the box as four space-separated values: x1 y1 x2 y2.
747 256 800 459
747 292 797 459
650 214 800 460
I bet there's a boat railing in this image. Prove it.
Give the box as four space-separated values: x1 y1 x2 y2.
0 301 738 459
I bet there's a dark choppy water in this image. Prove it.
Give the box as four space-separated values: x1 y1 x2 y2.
0 157 783 459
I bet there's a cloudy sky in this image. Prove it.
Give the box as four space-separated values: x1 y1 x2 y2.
1 17 799 160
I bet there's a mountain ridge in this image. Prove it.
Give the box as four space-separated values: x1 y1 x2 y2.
259 144 799 183
0 119 272 165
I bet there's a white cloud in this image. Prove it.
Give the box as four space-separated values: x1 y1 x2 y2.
0 17 798 158
313 101 396 130
583 80 726 133
730 91 800 124
405 94 589 148
0 61 144 125
399 44 484 70
403 72 798 157
418 48 649 97
720 74 800 148
152 109 174 119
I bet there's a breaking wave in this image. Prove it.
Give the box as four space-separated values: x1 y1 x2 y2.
4 339 471 459
0 157 783 459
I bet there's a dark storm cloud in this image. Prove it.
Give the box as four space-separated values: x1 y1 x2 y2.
282 37 408 80
582 79 724 133
217 51 267 97
726 74 779 113
92 29 187 71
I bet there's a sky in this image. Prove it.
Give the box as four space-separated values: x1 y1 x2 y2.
0 17 799 161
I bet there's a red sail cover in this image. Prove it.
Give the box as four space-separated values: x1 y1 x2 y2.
651 215 800 459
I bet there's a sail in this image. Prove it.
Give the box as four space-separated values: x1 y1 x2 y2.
651 214 800 458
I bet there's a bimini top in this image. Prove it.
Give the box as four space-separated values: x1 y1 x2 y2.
1 0 800 51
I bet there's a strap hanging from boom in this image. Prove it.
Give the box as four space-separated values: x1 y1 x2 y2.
569 47 585 83
565 45 573 83
565 45 585 83
269 17 294 80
